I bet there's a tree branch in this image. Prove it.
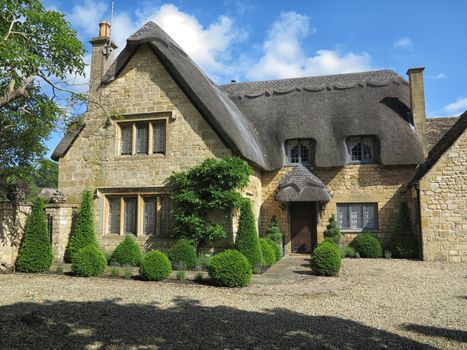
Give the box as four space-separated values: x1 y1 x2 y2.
0 75 36 108
3 17 18 41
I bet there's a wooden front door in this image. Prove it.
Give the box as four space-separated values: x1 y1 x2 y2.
290 202 317 253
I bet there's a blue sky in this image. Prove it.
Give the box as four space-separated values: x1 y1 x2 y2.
44 0 467 157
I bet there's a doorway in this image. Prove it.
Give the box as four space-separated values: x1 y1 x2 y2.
290 202 317 253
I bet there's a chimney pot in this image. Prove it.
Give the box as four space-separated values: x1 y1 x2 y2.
99 21 111 38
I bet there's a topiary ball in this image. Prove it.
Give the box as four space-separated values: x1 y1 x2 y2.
71 244 107 277
264 237 282 262
311 242 341 276
208 250 252 287
259 238 275 267
167 239 197 269
139 250 172 281
352 233 383 258
109 235 142 267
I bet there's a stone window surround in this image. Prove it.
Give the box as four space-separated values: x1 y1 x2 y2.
103 191 172 237
346 135 379 164
115 113 171 157
336 202 379 232
284 139 314 167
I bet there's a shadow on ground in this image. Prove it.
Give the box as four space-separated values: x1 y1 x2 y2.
403 323 467 344
0 297 437 349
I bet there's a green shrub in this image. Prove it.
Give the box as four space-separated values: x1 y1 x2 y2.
324 215 342 244
196 253 212 271
391 202 417 259
110 267 119 277
208 250 252 287
68 191 98 262
340 246 356 258
265 216 282 245
71 244 107 277
15 197 53 272
176 270 186 280
123 267 132 279
235 199 263 271
352 233 382 258
264 237 281 262
311 242 341 276
109 236 142 267
56 265 64 274
259 238 275 267
194 272 204 283
139 250 172 281
168 239 197 269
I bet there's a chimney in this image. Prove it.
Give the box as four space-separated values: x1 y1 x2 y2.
407 67 427 154
89 21 117 95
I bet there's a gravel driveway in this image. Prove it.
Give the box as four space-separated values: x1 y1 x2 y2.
0 258 465 349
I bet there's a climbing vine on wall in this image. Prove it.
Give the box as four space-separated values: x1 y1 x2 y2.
170 157 252 249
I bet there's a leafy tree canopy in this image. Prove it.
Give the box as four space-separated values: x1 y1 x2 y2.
170 157 252 249
0 0 85 198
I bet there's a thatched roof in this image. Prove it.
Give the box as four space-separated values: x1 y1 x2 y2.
276 166 331 202
409 111 466 185
52 21 424 170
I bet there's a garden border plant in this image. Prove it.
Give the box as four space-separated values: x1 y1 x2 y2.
170 157 252 251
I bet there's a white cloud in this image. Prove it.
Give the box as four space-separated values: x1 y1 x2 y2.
146 4 240 75
247 12 372 80
393 37 413 49
433 73 447 80
443 97 467 114
67 0 108 37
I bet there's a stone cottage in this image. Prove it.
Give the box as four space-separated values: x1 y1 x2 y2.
4 20 464 264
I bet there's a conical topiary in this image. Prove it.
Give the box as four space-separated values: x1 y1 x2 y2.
68 190 98 262
391 202 417 259
109 235 143 267
235 199 263 272
324 214 342 244
16 197 53 272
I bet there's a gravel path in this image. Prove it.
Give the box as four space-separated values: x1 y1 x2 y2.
0 258 465 349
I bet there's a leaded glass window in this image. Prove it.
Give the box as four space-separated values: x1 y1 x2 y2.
347 136 377 163
337 203 378 230
285 139 313 165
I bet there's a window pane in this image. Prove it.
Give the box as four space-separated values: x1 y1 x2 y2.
136 124 149 154
120 125 132 155
108 197 120 234
362 144 372 160
160 196 174 237
363 204 377 229
290 145 299 163
124 197 137 235
300 143 310 162
337 205 349 229
351 143 362 161
143 197 156 235
153 122 166 154
350 205 363 229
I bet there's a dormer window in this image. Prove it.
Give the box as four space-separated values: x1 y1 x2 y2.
285 139 313 166
346 136 378 164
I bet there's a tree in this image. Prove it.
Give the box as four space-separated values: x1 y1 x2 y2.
170 157 252 249
235 199 263 272
15 197 53 272
323 215 342 244
391 202 417 259
0 0 85 197
67 190 98 261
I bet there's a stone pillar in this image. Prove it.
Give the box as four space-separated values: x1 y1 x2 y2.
45 204 78 263
407 67 427 154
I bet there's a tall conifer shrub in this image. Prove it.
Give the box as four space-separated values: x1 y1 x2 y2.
235 199 263 271
68 190 98 261
391 202 417 259
16 197 53 272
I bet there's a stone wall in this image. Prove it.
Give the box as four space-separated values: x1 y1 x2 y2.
418 130 466 262
58 44 232 249
45 204 77 263
0 202 31 267
259 165 416 252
